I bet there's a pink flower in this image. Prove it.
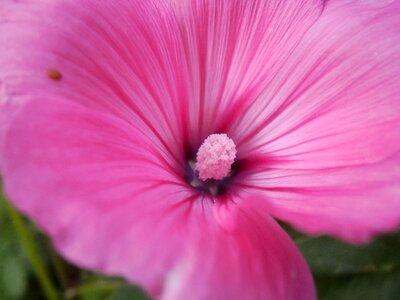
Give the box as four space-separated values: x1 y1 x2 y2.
1 0 400 299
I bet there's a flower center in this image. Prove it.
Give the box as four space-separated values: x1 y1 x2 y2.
195 134 237 181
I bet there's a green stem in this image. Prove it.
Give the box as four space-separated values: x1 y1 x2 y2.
47 238 69 289
3 199 59 300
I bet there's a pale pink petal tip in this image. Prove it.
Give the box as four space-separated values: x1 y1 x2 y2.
195 134 236 181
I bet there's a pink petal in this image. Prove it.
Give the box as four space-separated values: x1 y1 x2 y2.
165 0 324 145
2 99 314 299
240 154 400 243
1 97 193 295
236 1 400 243
0 0 191 167
162 199 315 300
235 0 400 167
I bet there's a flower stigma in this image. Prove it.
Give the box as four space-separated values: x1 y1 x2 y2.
195 133 236 181
186 134 237 197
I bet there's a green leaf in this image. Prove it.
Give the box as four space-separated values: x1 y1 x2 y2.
317 270 400 300
65 278 122 299
296 232 400 277
0 192 30 300
287 226 400 300
106 284 151 300
1 255 28 299
82 295 107 300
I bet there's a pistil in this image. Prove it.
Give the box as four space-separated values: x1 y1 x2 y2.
195 134 237 181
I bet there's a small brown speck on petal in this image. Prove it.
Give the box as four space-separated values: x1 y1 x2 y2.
47 69 62 81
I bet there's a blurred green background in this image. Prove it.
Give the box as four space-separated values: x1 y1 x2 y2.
1 187 400 300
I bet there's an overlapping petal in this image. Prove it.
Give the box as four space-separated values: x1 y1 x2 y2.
239 155 400 243
236 0 400 242
163 201 315 300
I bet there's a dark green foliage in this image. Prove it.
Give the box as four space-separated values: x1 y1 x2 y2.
291 230 400 300
106 284 151 300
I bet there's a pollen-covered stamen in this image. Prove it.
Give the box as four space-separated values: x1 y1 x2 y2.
195 134 237 181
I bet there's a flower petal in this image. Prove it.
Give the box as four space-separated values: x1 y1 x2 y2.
0 0 192 167
241 154 400 243
0 97 198 295
235 0 400 167
162 200 315 300
235 0 400 243
169 0 324 145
